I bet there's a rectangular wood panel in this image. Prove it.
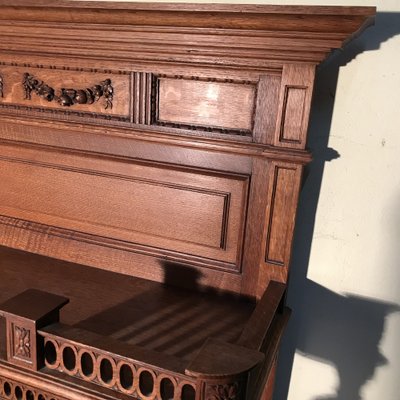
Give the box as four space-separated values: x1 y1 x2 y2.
253 75 281 144
280 86 307 143
0 143 248 270
0 65 130 118
265 166 298 265
275 64 315 148
157 78 256 131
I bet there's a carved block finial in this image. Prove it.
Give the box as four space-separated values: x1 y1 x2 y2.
0 289 69 370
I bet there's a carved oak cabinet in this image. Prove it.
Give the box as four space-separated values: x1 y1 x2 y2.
0 2 375 400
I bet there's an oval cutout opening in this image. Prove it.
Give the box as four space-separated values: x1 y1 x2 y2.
44 341 57 366
119 363 134 390
3 382 11 397
80 352 94 377
181 384 196 400
160 378 175 400
25 390 35 400
139 370 154 396
62 346 76 371
14 386 23 400
100 358 114 384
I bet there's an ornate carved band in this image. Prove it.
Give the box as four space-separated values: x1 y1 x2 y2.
22 73 114 109
206 382 241 400
0 376 68 400
0 74 3 98
41 334 197 399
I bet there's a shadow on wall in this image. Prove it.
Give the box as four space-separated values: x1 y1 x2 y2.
285 280 399 400
273 12 400 400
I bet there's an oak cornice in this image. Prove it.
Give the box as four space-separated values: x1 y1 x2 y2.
0 2 376 68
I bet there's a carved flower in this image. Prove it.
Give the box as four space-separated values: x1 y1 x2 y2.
14 326 31 358
207 383 239 400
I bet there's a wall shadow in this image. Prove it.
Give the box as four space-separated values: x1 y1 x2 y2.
279 280 399 400
273 12 400 400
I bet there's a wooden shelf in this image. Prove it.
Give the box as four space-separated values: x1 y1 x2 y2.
0 246 254 362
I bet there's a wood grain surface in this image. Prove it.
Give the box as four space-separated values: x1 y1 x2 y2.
0 66 129 117
0 3 376 400
0 141 248 270
157 78 256 131
0 246 255 362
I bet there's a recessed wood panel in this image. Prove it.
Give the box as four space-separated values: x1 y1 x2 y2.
265 166 298 266
275 64 315 149
157 78 256 131
0 144 248 269
280 86 307 143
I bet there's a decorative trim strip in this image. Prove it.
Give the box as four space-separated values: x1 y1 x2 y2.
0 61 130 76
0 103 128 122
131 72 154 125
22 73 114 110
0 213 237 273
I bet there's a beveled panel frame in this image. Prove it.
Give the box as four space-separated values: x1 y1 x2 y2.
154 75 257 136
0 141 249 273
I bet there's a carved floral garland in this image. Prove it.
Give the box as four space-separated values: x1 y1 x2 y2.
22 73 113 109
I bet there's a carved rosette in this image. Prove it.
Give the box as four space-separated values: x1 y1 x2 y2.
13 325 31 360
206 382 241 400
22 73 113 109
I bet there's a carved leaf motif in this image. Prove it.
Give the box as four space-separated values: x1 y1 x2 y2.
14 326 31 358
206 382 240 400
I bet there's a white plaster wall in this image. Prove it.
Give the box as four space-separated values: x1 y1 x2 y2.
83 1 400 398
269 1 400 400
